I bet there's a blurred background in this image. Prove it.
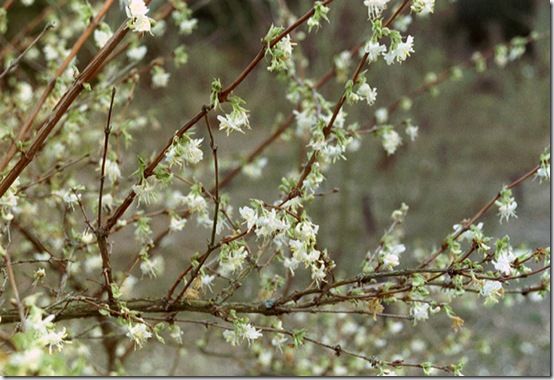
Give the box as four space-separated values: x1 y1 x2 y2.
3 0 550 375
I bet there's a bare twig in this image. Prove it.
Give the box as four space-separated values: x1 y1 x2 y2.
0 22 54 79
3 246 25 326
98 87 117 227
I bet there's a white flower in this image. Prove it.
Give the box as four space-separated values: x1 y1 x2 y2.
382 252 399 268
126 0 149 17
242 157 267 179
405 124 419 141
284 256 300 275
34 252 50 261
152 67 170 88
536 165 550 182
396 35 415 61
536 149 551 183
239 206 258 231
43 45 59 61
16 82 33 104
24 312 55 335
243 324 262 342
384 35 415 65
480 280 503 297
311 262 327 285
363 0 391 19
381 243 405 268
223 330 240 346
102 193 114 209
493 248 515 275
126 322 152 348
389 321 404 334
294 221 319 242
133 179 159 206
267 35 295 72
39 328 68 353
255 209 288 238
127 45 148 61
363 40 387 62
182 192 207 214
217 111 250 135
495 198 517 223
120 275 138 297
411 0 435 15
334 50 352 71
9 348 43 372
183 138 203 164
81 230 95 244
272 335 288 350
21 0 35 5
219 245 248 275
382 129 402 155
84 255 103 272
54 189 81 209
94 28 112 48
410 302 429 321
258 351 273 367
200 274 215 291
454 222 484 241
102 159 121 184
126 0 152 33
134 16 152 33
179 19 198 34
293 109 316 136
169 216 187 232
394 15 413 32
357 83 378 105
140 256 164 278
375 107 388 124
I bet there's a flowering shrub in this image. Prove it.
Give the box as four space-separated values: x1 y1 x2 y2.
0 0 549 376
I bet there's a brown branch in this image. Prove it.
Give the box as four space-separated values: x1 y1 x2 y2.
0 0 118 173
102 0 336 232
280 0 412 205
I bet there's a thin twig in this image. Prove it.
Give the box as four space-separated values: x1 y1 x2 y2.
0 22 54 79
3 246 25 326
98 87 117 227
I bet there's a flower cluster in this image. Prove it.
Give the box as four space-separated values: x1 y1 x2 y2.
495 187 517 223
307 1 330 32
536 148 550 183
492 237 516 276
165 134 204 167
126 322 153 348
218 242 248 275
411 0 435 16
265 25 296 74
126 0 153 33
217 95 251 135
363 0 391 20
222 311 262 346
